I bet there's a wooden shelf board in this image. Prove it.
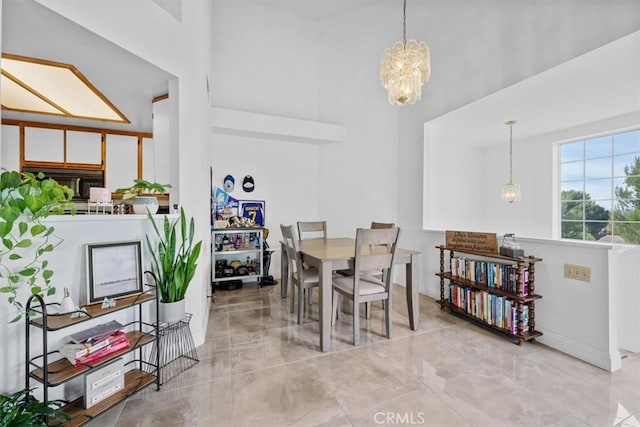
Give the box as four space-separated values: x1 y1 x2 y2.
31 331 155 386
30 293 155 331
436 272 542 302
435 245 542 263
214 249 261 255
437 300 542 343
53 369 157 427
213 275 261 282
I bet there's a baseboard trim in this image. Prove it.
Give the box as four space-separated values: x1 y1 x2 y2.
537 328 621 372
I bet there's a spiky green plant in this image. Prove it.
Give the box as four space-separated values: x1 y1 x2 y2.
146 207 202 303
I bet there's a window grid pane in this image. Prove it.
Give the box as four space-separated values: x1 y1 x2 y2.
559 128 640 245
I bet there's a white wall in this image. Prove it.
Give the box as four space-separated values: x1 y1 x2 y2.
210 0 320 120
423 123 488 231
479 112 640 238
210 135 322 276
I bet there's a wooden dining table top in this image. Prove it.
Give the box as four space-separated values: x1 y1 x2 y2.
298 237 419 264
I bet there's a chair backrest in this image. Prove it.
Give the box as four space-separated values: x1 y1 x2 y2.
370 221 395 230
280 224 305 279
297 221 327 240
353 227 400 291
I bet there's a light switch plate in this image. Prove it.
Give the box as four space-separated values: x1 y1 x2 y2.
564 263 591 282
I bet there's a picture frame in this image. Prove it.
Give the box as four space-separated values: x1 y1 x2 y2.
86 240 144 304
238 200 265 226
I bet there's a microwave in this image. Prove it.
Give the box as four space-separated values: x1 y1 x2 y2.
22 167 105 200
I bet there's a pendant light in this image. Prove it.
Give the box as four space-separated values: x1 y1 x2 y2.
502 120 521 203
379 0 431 105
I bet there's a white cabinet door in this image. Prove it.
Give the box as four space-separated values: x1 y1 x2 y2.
105 135 138 191
1 125 20 171
66 131 102 165
24 127 64 162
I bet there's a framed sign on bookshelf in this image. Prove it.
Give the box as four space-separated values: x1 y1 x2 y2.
86 240 144 304
238 200 265 226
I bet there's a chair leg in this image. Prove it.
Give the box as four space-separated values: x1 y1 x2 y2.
332 290 339 326
353 298 360 346
384 297 391 339
308 288 313 305
298 285 304 324
290 284 295 314
365 302 371 319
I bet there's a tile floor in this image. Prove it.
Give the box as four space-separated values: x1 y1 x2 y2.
89 283 640 427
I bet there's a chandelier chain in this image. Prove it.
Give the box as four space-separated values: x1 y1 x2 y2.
509 122 513 183
402 0 407 45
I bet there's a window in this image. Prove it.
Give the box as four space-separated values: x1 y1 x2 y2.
560 128 640 244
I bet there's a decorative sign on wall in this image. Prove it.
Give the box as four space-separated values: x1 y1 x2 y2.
445 230 498 254
239 200 265 226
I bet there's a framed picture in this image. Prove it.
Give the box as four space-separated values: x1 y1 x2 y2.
86 240 144 304
238 200 265 226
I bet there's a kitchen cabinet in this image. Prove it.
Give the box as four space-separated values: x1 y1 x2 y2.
24 127 64 163
105 134 138 191
66 130 102 165
1 124 20 171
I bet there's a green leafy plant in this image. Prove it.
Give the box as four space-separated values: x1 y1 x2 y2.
146 207 202 303
115 179 171 200
0 170 74 322
0 387 69 426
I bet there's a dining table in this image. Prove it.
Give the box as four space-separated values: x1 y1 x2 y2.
279 237 420 352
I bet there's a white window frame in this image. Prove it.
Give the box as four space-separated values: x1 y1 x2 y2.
557 126 640 244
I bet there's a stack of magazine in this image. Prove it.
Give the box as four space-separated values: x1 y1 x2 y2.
61 320 130 366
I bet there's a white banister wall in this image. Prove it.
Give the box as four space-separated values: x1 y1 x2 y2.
612 245 640 354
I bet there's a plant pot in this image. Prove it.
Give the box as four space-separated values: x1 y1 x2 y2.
131 196 159 214
159 299 185 323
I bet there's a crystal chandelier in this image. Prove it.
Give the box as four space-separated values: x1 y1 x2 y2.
380 0 431 105
502 120 521 203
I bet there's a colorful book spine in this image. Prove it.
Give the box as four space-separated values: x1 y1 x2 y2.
60 332 127 361
75 338 130 366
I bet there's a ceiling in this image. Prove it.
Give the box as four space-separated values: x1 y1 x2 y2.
4 1 636 145
1 0 174 133
250 0 378 20
428 30 640 148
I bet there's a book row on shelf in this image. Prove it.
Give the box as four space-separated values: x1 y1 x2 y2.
60 330 130 366
448 283 529 333
451 256 529 295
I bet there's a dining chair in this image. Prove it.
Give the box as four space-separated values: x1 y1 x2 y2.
297 221 327 240
280 224 320 324
331 227 400 345
370 221 395 230
364 221 395 318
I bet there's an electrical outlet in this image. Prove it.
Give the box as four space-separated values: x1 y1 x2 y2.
564 263 591 282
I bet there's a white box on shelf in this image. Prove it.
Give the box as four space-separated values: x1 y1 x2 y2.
84 357 125 408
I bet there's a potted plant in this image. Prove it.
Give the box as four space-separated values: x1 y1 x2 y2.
114 179 171 214
0 387 69 426
145 207 202 323
0 170 74 322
